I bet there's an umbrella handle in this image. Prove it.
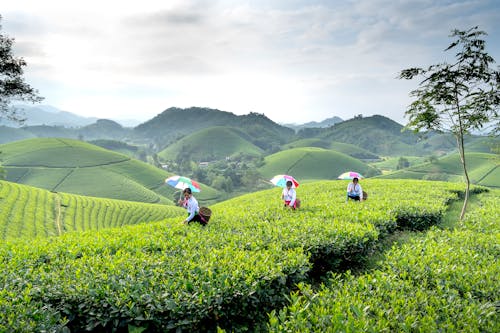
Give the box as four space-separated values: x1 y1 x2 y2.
178 191 184 205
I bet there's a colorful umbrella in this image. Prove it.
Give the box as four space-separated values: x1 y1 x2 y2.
165 175 201 192
337 171 364 180
270 174 299 188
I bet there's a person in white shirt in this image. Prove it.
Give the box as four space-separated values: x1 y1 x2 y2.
346 177 363 202
179 188 206 225
281 180 298 209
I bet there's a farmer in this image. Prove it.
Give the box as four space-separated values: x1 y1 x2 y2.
180 188 206 225
282 180 298 209
346 177 363 202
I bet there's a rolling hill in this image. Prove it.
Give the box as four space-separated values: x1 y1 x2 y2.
0 179 185 241
295 115 478 157
0 138 222 204
158 126 264 162
284 139 380 160
376 152 499 188
134 107 295 151
258 147 380 180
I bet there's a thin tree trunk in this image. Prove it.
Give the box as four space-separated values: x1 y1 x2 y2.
456 133 470 220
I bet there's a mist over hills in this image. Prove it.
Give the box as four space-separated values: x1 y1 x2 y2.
2 105 99 127
282 115 344 131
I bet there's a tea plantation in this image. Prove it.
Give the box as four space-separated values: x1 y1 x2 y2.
0 179 498 332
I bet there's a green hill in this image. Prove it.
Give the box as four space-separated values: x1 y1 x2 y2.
135 107 294 151
295 115 480 157
377 152 499 187
464 136 500 154
0 138 222 204
258 147 380 180
370 156 429 174
283 138 332 150
296 115 419 156
284 139 380 160
78 119 131 141
158 126 264 162
0 180 185 241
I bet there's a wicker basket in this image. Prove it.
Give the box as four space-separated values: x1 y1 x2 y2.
362 191 368 200
199 207 212 222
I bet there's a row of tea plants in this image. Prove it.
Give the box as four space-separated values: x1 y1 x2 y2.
0 180 184 241
0 179 490 331
268 189 499 332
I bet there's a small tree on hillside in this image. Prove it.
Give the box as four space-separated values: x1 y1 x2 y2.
397 157 410 170
399 26 500 220
0 15 43 124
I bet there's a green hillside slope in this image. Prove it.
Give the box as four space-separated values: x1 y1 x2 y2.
0 138 221 204
295 115 481 157
0 180 185 241
258 147 380 180
158 126 264 162
377 152 499 187
284 139 380 160
464 136 500 154
135 107 294 150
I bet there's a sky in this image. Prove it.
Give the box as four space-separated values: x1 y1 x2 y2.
2 0 500 125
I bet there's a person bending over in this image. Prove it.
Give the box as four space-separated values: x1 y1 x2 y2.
180 188 206 225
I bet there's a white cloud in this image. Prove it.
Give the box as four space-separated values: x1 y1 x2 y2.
2 0 499 124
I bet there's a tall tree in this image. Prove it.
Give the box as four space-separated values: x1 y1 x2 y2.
399 26 500 220
0 15 43 124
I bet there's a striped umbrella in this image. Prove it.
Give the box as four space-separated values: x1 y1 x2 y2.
165 175 201 192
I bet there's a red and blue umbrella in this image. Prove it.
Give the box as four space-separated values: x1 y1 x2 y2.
165 175 201 192
270 174 299 188
337 171 364 180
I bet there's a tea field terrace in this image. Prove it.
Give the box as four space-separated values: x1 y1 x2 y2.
0 179 491 332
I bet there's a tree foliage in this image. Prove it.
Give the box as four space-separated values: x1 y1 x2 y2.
399 26 500 219
0 15 42 123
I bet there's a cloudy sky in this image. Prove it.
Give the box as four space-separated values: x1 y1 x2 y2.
2 0 500 125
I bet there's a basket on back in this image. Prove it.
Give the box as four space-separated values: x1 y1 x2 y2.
199 207 212 223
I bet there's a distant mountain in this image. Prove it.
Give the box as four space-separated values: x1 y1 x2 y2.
296 115 463 157
0 126 36 144
3 105 99 127
78 119 132 141
282 115 344 131
135 107 295 151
